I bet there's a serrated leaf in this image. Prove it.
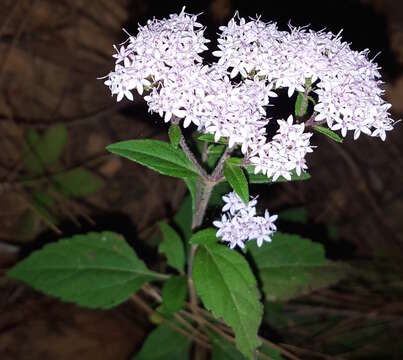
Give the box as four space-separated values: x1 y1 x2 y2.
248 232 348 301
193 243 262 359
168 124 181 149
246 167 311 184
189 228 217 246
8 231 165 309
224 158 249 204
198 134 228 145
158 276 188 317
134 324 191 360
313 125 343 143
24 125 68 174
107 140 199 179
210 332 284 360
295 92 308 117
159 223 185 273
52 168 104 197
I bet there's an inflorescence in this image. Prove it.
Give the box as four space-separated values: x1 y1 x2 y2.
103 8 395 249
213 191 278 249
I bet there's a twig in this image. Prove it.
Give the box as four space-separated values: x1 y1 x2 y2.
131 294 211 350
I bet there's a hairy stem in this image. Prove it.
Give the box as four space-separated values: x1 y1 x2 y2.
193 181 214 229
179 135 209 180
211 146 230 180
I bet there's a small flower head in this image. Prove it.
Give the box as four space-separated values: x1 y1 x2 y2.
214 191 277 249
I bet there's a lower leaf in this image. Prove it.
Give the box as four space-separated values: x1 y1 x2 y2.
8 231 166 309
134 324 191 360
193 243 263 359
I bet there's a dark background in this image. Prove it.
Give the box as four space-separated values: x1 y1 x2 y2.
0 0 402 359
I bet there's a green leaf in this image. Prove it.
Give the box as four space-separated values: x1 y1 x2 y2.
8 232 165 309
168 124 181 149
313 125 343 143
248 232 348 301
24 125 68 174
246 166 311 184
52 168 104 197
134 324 191 360
158 276 188 317
278 207 308 224
198 134 228 145
193 243 263 359
210 332 284 360
224 158 249 204
189 228 217 246
210 333 246 360
107 140 199 179
158 223 185 273
295 92 308 117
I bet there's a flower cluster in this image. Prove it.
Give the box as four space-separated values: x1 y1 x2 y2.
103 9 395 182
213 192 278 249
214 16 394 140
104 8 209 101
249 115 313 181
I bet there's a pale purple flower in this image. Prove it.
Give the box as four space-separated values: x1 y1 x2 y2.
103 9 396 189
213 191 277 249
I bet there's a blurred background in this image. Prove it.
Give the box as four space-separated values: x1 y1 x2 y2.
0 0 402 359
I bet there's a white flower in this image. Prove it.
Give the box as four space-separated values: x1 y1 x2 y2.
103 9 396 185
214 16 395 141
213 191 277 249
249 115 313 181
